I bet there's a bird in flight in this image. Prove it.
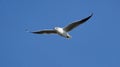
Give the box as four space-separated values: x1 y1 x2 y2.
31 13 93 39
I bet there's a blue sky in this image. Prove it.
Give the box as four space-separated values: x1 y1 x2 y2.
0 0 120 67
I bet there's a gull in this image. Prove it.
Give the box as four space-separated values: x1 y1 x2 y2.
31 13 93 38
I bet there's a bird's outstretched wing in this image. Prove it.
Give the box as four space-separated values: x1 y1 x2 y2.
63 13 93 32
32 30 57 34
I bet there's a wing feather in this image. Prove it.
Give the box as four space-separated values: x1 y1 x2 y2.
32 30 57 34
63 13 93 32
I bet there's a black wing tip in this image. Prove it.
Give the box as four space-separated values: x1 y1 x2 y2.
90 13 93 17
88 13 93 18
84 13 93 20
81 13 93 22
31 31 43 34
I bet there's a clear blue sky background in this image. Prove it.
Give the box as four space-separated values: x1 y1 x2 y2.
0 0 120 67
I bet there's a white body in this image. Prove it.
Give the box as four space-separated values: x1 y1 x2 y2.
54 27 71 38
